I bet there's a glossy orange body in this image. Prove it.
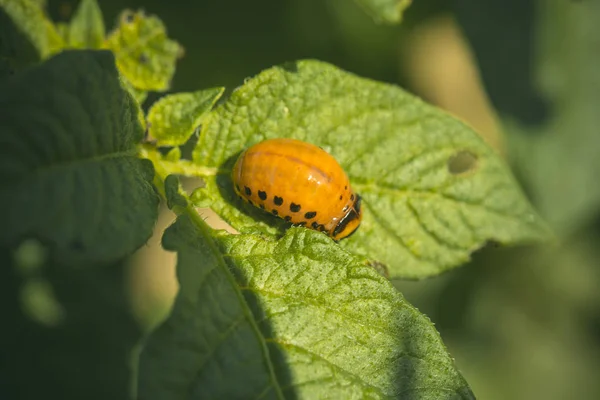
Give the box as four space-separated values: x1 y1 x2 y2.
232 138 361 240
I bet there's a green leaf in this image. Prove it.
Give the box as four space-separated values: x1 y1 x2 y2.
456 1 600 235
353 0 412 24
164 175 188 210
0 0 50 76
0 50 159 264
138 215 474 399
0 244 141 399
68 0 105 49
191 60 551 279
104 10 183 92
147 88 224 147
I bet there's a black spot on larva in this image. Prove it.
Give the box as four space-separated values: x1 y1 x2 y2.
259 204 265 210
297 221 307 227
237 195 243 201
345 185 348 190
311 221 320 229
290 203 301 212
350 194 355 201
235 184 241 192
272 209 278 216
244 186 252 196
339 195 343 201
284 216 292 222
304 211 317 219
258 190 267 200
274 196 283 206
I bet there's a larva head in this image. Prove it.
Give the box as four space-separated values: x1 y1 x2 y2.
331 193 362 241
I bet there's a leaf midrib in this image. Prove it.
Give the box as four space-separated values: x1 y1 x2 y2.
184 208 286 400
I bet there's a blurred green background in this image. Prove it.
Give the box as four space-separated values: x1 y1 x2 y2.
47 0 600 399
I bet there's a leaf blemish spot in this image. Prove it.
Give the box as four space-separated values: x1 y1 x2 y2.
447 150 478 175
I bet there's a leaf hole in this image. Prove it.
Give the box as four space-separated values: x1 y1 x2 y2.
366 260 389 278
447 150 478 175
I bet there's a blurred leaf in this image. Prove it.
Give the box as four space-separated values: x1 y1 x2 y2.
0 50 159 264
120 74 148 105
147 87 224 147
45 18 66 54
67 0 105 49
0 0 50 76
456 0 600 234
0 244 141 399
353 0 412 24
510 0 600 233
191 60 550 279
139 215 474 399
164 174 188 209
29 0 46 8
104 9 183 92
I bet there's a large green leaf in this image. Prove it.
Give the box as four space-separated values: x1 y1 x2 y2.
0 50 158 264
456 0 600 235
0 242 141 399
104 10 183 92
138 214 474 399
353 0 412 24
191 60 550 279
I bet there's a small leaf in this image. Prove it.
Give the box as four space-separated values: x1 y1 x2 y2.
68 0 105 49
104 9 183 91
164 174 187 210
192 60 551 279
0 50 159 264
147 87 225 147
353 0 412 24
0 0 51 75
138 216 474 399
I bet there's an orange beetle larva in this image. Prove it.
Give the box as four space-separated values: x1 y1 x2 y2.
232 138 362 240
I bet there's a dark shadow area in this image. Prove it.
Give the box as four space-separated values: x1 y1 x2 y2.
0 8 42 80
0 245 141 400
454 0 552 126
